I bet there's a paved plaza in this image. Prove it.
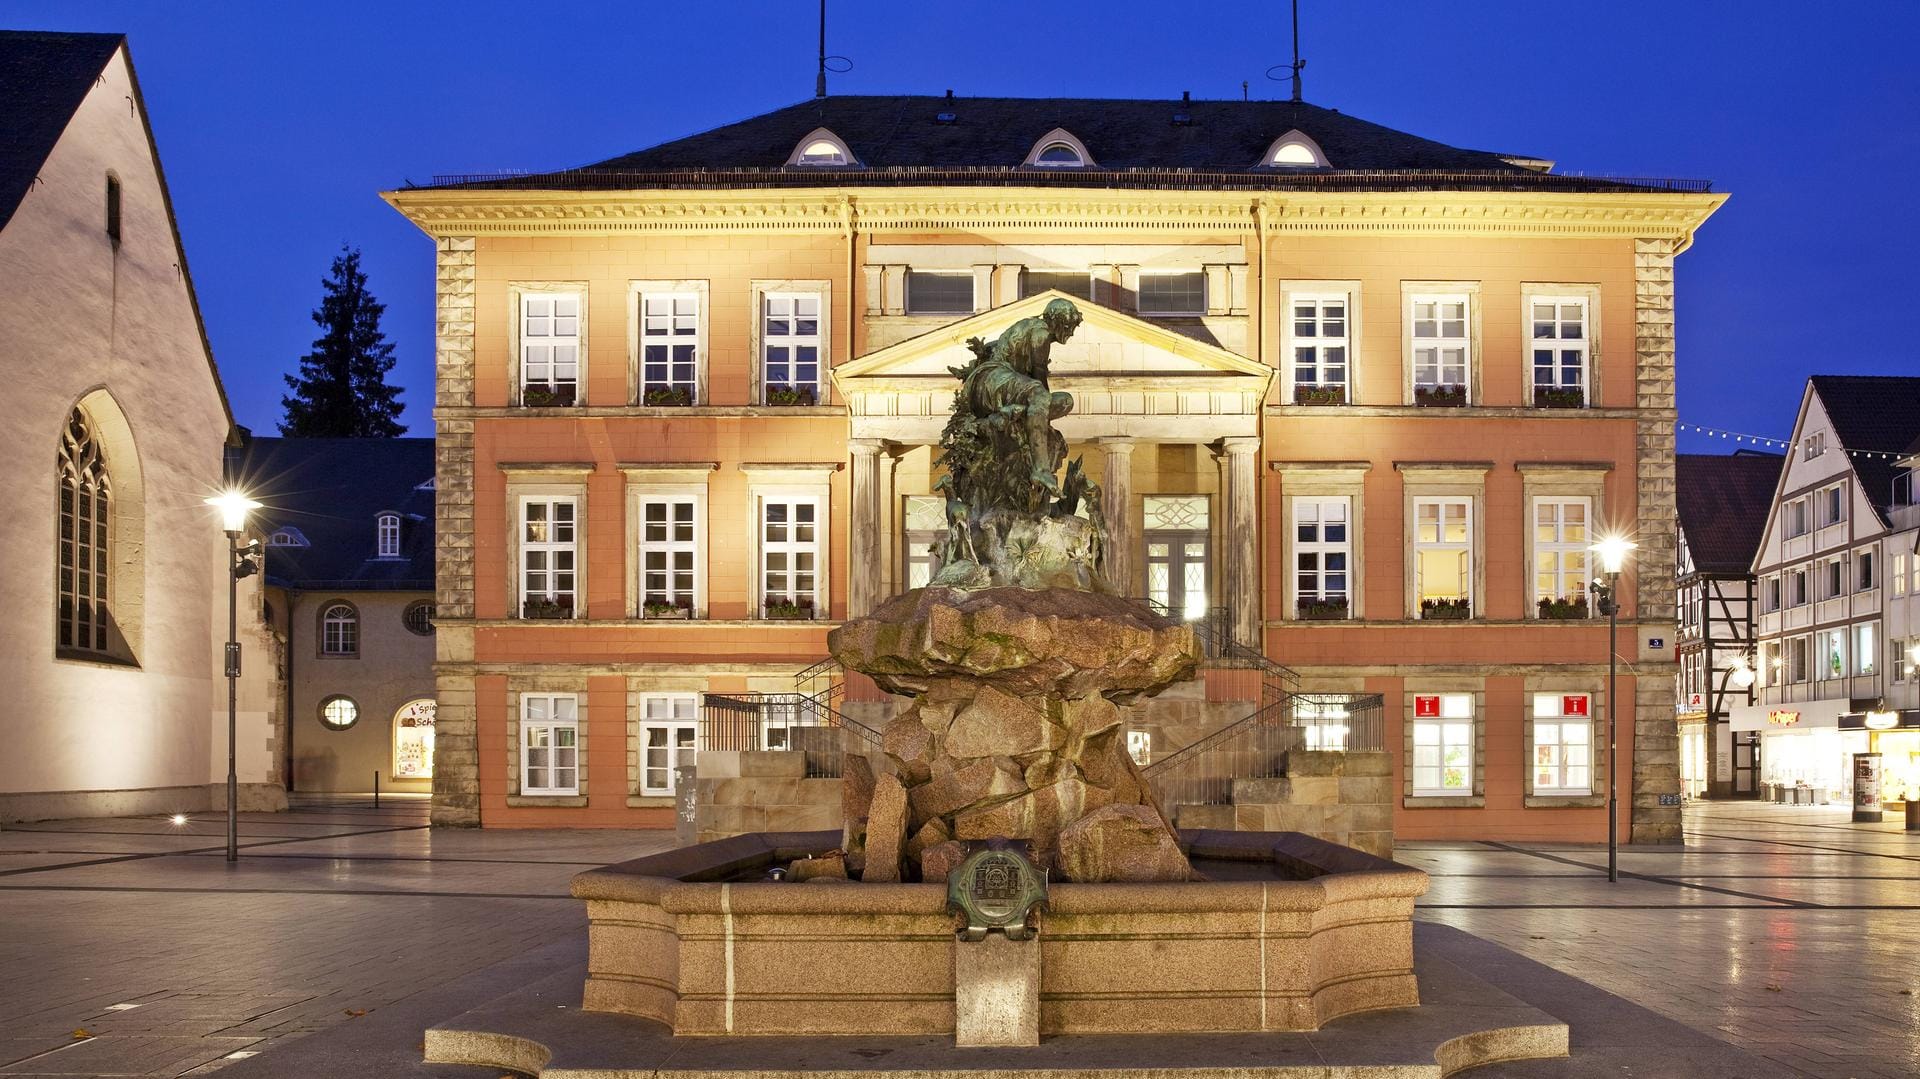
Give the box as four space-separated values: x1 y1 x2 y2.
0 800 1914 1077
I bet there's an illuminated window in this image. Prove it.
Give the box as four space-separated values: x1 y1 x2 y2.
520 694 579 795
319 695 358 730
1816 628 1845 681
268 527 309 548
57 408 112 655
1034 143 1083 166
1533 498 1591 614
786 128 855 167
1413 498 1472 617
1126 729 1152 765
1259 130 1329 168
1411 694 1473 796
1531 694 1593 794
518 292 580 406
392 699 436 780
1856 623 1878 676
520 497 578 619
760 496 821 619
1529 298 1588 406
1138 272 1206 316
1295 697 1350 750
320 602 358 656
1144 496 1210 620
639 694 699 795
1292 497 1350 616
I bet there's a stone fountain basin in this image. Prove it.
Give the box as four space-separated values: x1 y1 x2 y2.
571 828 1427 1037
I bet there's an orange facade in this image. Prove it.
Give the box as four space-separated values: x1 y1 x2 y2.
391 180 1715 842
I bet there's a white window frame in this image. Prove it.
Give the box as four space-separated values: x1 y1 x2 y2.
637 495 703 616
320 602 358 656
759 290 825 405
637 290 702 404
520 693 580 796
1411 693 1475 796
1762 574 1781 612
1413 497 1474 617
1531 693 1595 795
1286 291 1352 398
1532 497 1592 614
785 127 857 167
1816 628 1846 681
1291 496 1351 614
519 495 580 619
1789 567 1809 607
1856 623 1878 676
1821 557 1843 601
1819 483 1846 528
1785 498 1809 538
1804 431 1825 460
1857 549 1875 592
1788 635 1810 683
1407 290 1473 403
375 513 401 559
757 493 824 619
904 270 975 315
1022 128 1094 168
1137 271 1207 317
515 288 583 405
639 693 699 796
1526 294 1591 407
1894 553 1910 598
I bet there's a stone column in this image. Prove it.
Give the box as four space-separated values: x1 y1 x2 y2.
1218 437 1261 649
881 450 905 597
849 439 886 617
433 235 480 828
1098 439 1136 596
1631 237 1682 843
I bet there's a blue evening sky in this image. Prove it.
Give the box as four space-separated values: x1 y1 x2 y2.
12 1 1918 446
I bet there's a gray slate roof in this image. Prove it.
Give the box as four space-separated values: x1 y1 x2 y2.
0 31 124 230
1676 452 1784 577
1808 375 1920 522
426 95 1705 194
230 436 435 591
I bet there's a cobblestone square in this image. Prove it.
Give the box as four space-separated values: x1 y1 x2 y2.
1 800 1915 1076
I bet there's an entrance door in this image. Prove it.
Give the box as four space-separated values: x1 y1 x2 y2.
1143 495 1212 620
1732 730 1760 797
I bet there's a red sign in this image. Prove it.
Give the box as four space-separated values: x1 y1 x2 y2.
1562 695 1590 717
1414 695 1441 718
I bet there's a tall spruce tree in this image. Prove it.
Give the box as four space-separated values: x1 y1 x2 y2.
279 246 405 437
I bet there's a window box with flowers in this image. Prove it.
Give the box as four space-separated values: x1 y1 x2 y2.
1413 385 1467 408
764 598 815 621
1297 597 1350 621
643 599 694 620
763 384 818 407
1420 597 1471 620
522 596 575 620
1293 384 1346 406
521 384 577 407
1537 596 1590 620
643 386 695 407
1532 386 1585 409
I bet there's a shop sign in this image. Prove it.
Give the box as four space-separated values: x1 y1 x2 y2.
1684 693 1706 712
1563 695 1590 717
1865 710 1900 731
1414 695 1441 718
1768 710 1801 726
1854 753 1884 823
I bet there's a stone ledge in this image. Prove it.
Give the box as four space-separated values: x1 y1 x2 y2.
1524 794 1607 808
1403 795 1486 809
506 795 589 808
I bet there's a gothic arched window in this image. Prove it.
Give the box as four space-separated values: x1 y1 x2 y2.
58 408 112 654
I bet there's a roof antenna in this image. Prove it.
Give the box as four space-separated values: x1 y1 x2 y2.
814 0 852 100
1266 0 1307 100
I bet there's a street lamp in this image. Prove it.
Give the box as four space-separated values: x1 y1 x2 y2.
1588 534 1636 883
204 490 260 862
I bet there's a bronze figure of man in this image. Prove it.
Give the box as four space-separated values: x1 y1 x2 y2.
956 298 1083 493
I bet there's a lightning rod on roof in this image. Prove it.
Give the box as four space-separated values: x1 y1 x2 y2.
815 0 852 101
1264 0 1307 101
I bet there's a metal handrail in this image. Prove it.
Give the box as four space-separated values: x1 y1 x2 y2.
1132 597 1301 692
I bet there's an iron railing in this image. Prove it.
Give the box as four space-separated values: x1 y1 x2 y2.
1141 692 1386 809
1133 598 1301 695
699 689 881 779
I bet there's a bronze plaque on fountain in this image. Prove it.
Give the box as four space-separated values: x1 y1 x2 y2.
948 843 1046 941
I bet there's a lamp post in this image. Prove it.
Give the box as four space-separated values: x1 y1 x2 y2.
205 491 260 862
1588 535 1636 883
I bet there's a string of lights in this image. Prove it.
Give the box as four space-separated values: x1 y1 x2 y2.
1677 422 1914 461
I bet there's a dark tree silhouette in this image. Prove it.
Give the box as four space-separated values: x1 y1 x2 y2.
279 246 405 436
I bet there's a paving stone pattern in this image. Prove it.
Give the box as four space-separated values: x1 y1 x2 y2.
1 798 1916 1076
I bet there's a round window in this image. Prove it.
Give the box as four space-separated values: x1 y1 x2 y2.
319 695 359 730
402 601 436 636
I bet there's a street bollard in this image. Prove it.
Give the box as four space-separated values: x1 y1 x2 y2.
373 771 380 809
1906 799 1920 832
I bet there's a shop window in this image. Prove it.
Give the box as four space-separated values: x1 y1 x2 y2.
639 694 698 795
392 699 436 780
521 694 579 795
1531 694 1594 794
319 695 358 730
1410 693 1473 796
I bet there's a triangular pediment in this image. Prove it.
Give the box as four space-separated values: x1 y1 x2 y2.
834 291 1272 386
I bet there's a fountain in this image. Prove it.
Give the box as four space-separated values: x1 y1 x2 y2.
424 298 1571 1074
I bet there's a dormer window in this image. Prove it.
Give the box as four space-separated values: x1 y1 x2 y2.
786 127 857 167
1023 129 1093 168
267 526 309 548
1259 129 1329 168
376 513 401 558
